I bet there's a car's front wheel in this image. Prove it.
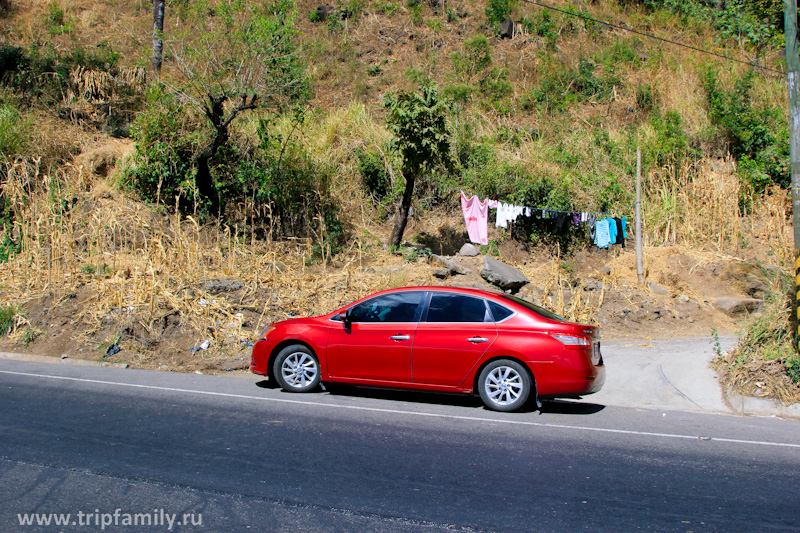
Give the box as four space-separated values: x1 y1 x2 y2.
273 345 320 393
478 359 532 412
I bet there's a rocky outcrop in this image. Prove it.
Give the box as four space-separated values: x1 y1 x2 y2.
480 257 529 293
713 297 763 316
499 18 514 39
429 255 470 279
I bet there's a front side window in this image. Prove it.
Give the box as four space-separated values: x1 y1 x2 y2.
426 294 492 323
348 291 424 323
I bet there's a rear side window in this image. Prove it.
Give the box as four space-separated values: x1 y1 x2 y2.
488 301 514 322
426 294 492 323
349 292 424 323
498 294 565 322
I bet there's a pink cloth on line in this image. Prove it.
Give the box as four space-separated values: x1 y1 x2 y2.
461 191 488 245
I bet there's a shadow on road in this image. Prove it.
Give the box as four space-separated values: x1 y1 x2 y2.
324 383 486 409
540 399 606 415
255 379 279 389
256 379 605 415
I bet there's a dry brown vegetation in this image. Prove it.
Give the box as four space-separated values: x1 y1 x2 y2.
0 0 797 404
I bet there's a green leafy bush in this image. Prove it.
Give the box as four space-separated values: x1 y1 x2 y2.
702 68 788 192
451 35 493 80
356 147 392 203
521 10 558 50
125 89 199 207
0 304 20 335
486 0 516 24
523 57 619 113
0 103 32 158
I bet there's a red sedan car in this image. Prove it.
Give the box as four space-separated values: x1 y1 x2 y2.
251 286 605 412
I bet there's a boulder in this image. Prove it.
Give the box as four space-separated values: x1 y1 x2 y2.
267 261 286 273
713 297 763 316
459 243 480 257
584 279 601 291
201 278 244 294
429 254 470 276
648 281 671 296
481 257 529 292
433 269 451 280
499 18 514 39
314 4 333 21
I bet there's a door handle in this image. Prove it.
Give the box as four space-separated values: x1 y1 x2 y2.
389 335 411 341
467 337 489 343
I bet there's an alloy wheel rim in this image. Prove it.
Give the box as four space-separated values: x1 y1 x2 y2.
282 352 317 388
485 366 523 405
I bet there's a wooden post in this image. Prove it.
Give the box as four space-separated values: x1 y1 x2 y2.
636 146 644 285
785 0 800 350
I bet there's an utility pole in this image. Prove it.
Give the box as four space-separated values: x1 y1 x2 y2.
786 0 800 351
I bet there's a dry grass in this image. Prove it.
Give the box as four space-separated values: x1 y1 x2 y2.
642 158 742 253
713 274 800 406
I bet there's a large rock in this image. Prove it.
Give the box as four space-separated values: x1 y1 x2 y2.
429 255 470 276
499 17 514 39
648 281 671 296
314 4 333 21
481 257 529 292
201 278 244 294
713 297 763 316
459 243 480 257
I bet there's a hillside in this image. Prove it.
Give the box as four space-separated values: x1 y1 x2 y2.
0 0 797 404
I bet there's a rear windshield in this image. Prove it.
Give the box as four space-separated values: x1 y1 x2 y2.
497 294 566 322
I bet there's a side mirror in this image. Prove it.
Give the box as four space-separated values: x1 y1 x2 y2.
339 310 352 327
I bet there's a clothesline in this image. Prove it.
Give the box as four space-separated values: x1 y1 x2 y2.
463 190 626 217
460 190 627 249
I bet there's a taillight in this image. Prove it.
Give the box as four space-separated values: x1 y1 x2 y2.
550 334 591 347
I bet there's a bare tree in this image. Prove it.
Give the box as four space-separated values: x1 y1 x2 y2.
166 0 308 213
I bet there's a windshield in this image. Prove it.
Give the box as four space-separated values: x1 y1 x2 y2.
497 294 566 322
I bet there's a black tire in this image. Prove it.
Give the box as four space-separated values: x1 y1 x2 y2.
272 344 321 393
478 359 532 412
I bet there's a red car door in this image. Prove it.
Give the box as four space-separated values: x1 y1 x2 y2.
412 293 498 386
326 291 425 383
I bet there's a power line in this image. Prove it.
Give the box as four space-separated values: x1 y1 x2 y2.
518 0 786 78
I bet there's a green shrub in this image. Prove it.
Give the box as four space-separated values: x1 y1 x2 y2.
0 103 32 158
521 10 558 50
702 68 788 192
451 35 493 80
46 2 73 35
0 304 19 335
125 89 199 207
442 84 477 105
635 84 658 112
356 147 392 203
618 0 780 50
647 110 692 167
486 0 516 24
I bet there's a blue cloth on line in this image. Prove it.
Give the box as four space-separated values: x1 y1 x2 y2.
606 217 617 245
594 219 611 248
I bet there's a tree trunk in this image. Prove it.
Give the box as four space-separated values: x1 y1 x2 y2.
152 0 165 73
390 173 416 247
195 95 229 215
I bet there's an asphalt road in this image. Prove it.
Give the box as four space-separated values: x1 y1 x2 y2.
1 358 799 532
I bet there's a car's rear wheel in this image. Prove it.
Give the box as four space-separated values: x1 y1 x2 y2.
478 359 531 412
273 345 320 393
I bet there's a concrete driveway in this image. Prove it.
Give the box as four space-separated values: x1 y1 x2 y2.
591 335 737 414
